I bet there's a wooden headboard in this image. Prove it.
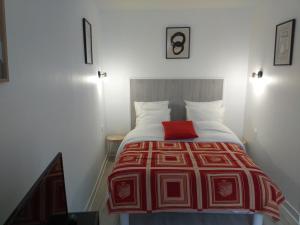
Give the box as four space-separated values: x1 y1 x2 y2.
130 79 224 129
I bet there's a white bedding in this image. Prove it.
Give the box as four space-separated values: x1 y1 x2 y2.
117 121 243 156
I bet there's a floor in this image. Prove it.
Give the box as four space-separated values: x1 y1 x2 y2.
92 158 276 225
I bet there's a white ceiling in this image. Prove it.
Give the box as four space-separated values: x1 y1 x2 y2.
97 0 258 11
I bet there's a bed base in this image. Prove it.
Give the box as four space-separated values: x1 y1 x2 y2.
120 213 263 225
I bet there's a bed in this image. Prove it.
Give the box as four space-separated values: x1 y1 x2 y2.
107 79 285 225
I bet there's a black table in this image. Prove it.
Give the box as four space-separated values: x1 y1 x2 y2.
49 211 99 225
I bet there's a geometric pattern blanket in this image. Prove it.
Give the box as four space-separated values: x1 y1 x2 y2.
107 141 285 221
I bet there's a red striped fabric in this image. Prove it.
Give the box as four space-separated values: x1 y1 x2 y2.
107 141 285 221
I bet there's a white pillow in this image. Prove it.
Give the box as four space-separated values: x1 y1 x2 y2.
185 100 225 123
185 100 224 109
186 106 224 123
134 101 169 117
136 109 171 127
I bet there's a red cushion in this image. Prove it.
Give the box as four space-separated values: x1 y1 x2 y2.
162 121 198 140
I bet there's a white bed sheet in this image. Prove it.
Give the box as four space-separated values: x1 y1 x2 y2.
117 121 243 157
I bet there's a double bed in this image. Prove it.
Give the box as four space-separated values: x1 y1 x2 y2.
106 79 284 225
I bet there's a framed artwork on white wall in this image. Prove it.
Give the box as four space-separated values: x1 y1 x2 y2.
0 0 9 82
166 27 190 59
274 19 296 66
82 18 93 64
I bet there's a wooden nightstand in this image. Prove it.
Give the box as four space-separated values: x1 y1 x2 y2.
106 134 125 160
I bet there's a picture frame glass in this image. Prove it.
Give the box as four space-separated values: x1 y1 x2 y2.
83 18 93 65
85 22 92 63
166 27 190 59
274 19 295 65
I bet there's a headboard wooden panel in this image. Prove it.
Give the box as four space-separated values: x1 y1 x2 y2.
130 79 224 129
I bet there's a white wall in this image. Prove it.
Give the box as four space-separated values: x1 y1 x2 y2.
244 0 300 214
0 0 105 223
100 9 253 138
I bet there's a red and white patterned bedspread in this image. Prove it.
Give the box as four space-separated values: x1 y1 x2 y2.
107 141 285 220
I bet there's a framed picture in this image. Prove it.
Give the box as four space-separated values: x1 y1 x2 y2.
0 0 9 82
166 27 190 59
274 19 296 66
82 18 93 64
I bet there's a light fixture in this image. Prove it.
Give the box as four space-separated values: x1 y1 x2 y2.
98 71 107 78
252 70 263 78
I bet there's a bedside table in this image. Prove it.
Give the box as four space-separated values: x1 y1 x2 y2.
106 134 125 160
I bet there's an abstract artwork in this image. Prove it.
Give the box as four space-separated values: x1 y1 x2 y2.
166 27 190 59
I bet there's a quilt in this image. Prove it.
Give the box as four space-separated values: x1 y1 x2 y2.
107 141 284 220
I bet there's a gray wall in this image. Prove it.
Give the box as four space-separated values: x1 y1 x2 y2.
0 0 106 223
244 0 300 213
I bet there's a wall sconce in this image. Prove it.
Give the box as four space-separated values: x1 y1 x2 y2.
252 70 263 78
98 71 107 79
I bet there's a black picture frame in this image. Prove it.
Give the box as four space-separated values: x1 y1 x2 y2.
82 18 93 65
0 0 9 83
274 19 296 66
166 27 190 59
